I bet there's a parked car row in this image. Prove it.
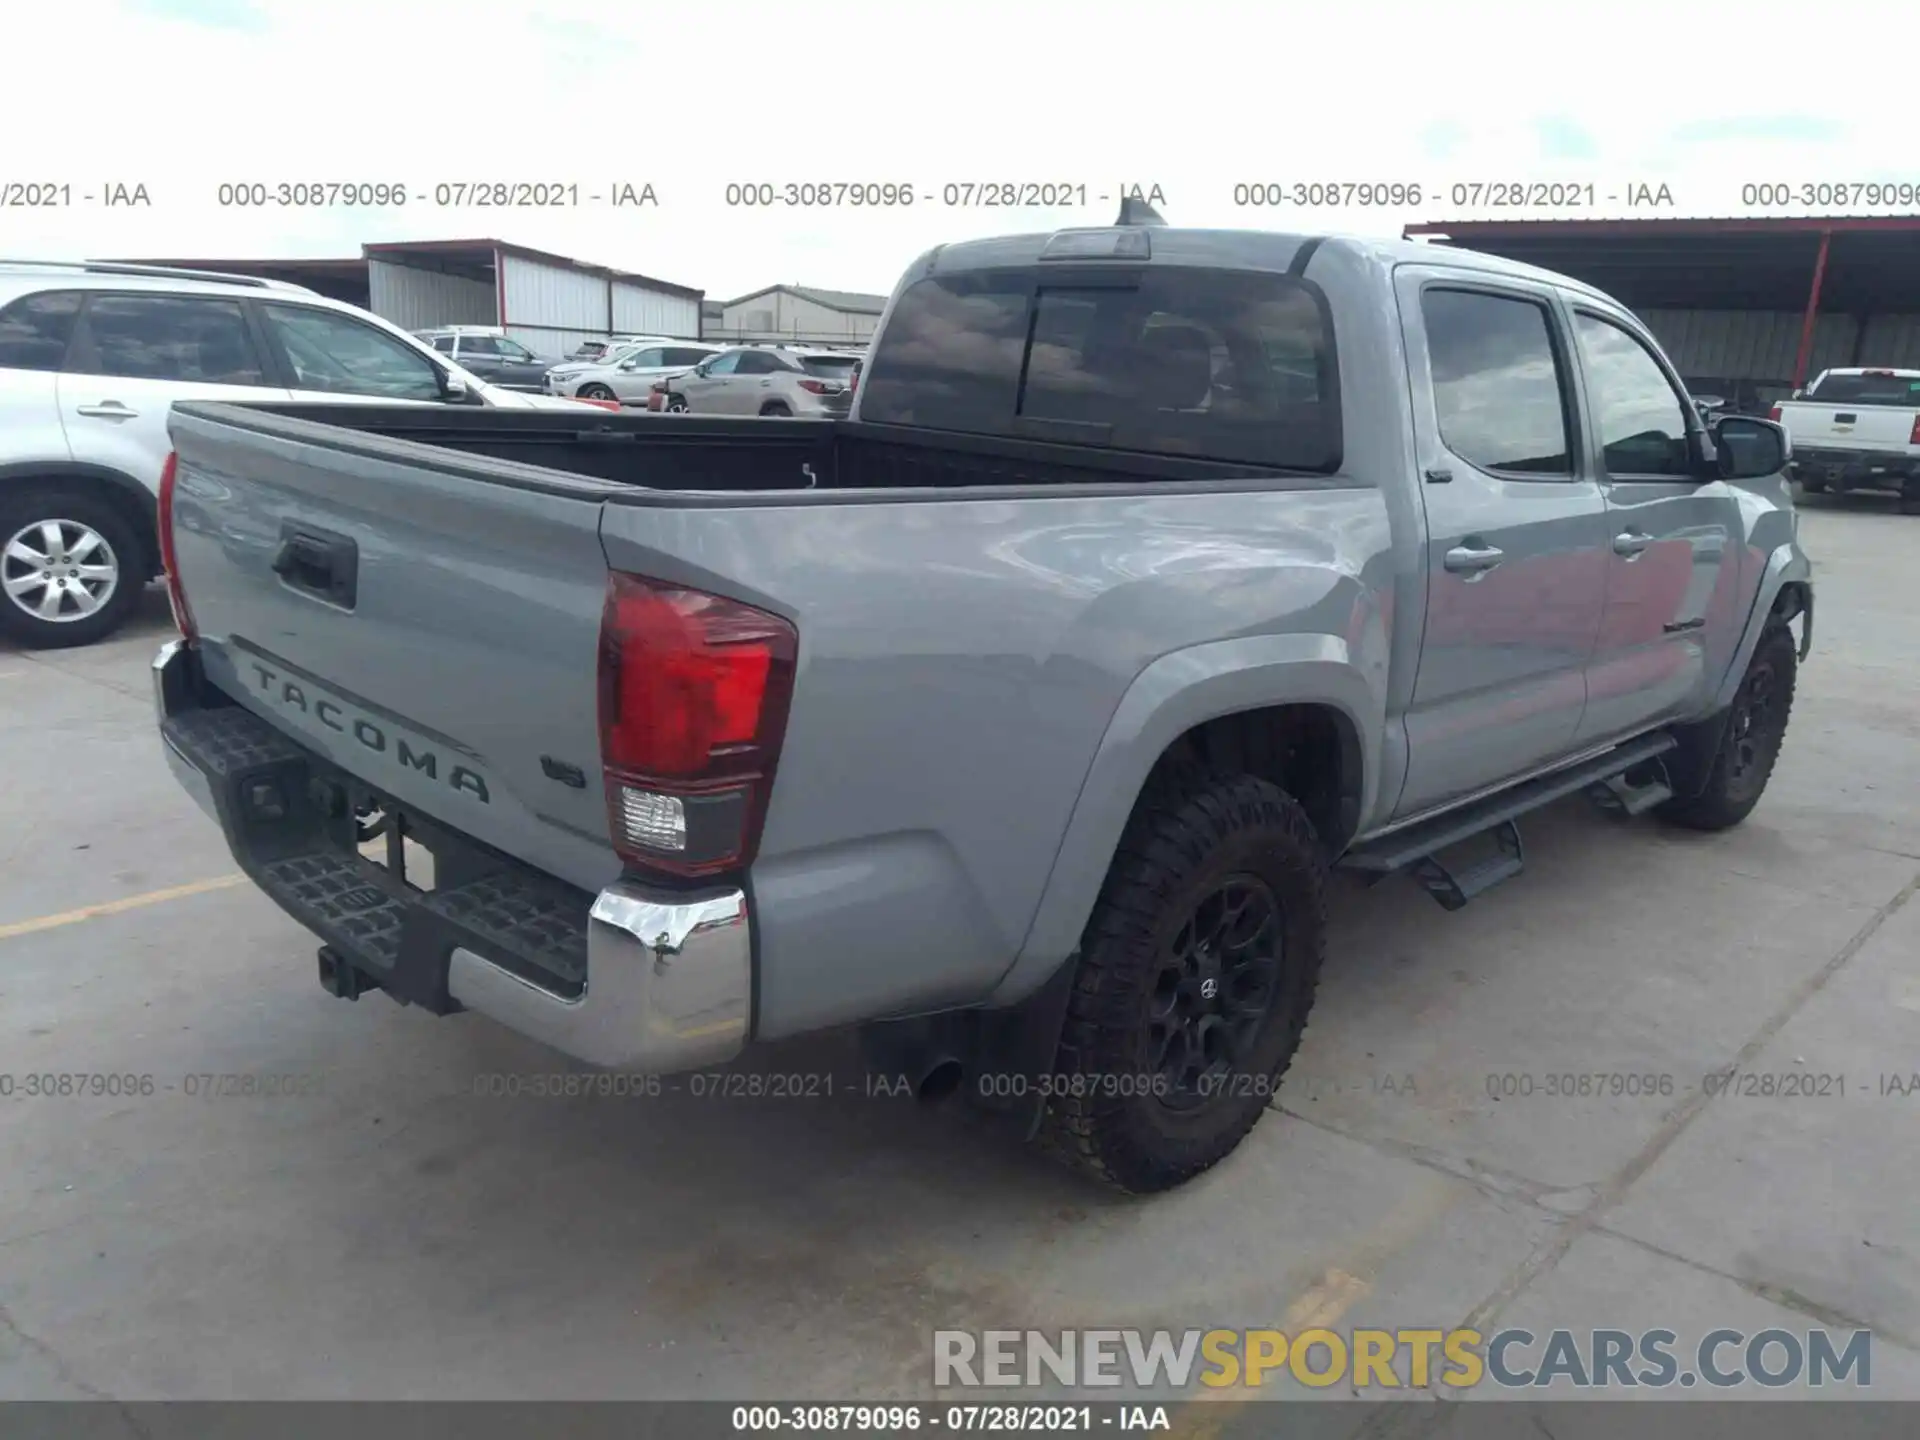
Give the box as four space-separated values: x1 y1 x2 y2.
410 323 874 422
542 335 870 418
644 344 866 418
0 261 624 649
415 327 554 392
546 339 723 404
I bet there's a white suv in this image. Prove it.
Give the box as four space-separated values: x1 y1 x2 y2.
0 261 605 648
550 341 722 404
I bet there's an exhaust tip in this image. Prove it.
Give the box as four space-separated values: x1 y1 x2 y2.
916 1058 965 1105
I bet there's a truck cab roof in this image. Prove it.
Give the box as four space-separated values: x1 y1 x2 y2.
915 226 1614 305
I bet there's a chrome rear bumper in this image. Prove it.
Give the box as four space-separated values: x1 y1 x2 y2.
152 638 750 1071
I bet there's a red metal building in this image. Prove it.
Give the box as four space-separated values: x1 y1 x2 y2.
1401 216 1920 413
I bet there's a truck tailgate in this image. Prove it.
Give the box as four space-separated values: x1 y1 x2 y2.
166 404 622 895
1779 400 1918 453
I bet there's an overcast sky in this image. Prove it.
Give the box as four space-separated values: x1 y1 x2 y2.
2 0 1907 302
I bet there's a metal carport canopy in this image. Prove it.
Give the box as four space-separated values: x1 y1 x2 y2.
1401 215 1920 386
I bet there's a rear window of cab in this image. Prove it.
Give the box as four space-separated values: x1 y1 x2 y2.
858 266 1340 473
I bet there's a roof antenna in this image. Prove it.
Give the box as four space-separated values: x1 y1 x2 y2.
1115 194 1167 227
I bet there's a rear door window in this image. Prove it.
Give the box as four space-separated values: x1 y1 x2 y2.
73 294 267 384
0 291 82 371
860 266 1339 471
1420 289 1574 476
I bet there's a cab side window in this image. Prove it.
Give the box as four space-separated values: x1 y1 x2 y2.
1574 312 1692 478
1421 288 1573 477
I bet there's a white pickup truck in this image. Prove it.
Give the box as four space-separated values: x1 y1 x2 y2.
1775 367 1920 503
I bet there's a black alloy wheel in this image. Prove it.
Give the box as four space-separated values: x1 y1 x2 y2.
1147 876 1284 1113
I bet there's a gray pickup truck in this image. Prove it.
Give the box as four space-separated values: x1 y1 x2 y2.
152 220 1812 1193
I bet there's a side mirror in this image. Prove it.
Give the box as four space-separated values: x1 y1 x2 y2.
1713 415 1789 481
693 361 712 376
440 374 469 403
1791 388 1806 400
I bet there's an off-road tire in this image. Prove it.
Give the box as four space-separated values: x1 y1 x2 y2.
0 488 145 649
1659 625 1797 831
1035 773 1327 1194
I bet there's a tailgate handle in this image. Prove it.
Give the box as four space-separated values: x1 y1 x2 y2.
272 525 358 609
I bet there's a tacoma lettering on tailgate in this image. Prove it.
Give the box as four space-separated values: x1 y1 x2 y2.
248 662 491 804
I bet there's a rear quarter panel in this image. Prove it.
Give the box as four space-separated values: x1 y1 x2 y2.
601 484 1396 1038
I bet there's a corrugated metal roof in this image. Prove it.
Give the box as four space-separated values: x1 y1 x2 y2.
720 284 889 315
1407 214 1920 238
360 239 703 300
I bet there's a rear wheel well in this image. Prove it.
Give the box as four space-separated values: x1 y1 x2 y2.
1772 580 1810 628
1 470 159 580
1146 704 1363 858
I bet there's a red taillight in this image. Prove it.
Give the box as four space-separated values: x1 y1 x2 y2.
597 573 797 877
1769 405 1782 422
796 378 843 396
156 451 196 640
572 396 621 412
1910 415 1920 446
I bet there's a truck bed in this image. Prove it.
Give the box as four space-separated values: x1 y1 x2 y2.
225 402 1325 497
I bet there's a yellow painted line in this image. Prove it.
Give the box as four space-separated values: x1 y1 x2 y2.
0 873 249 941
1280 1267 1375 1331
1169 1173 1467 1438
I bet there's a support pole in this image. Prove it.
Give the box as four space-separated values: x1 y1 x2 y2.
1791 230 1832 390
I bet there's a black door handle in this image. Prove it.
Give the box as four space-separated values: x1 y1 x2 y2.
272 525 358 608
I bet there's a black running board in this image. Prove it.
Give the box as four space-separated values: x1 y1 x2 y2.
1586 762 1674 817
1340 733 1678 909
